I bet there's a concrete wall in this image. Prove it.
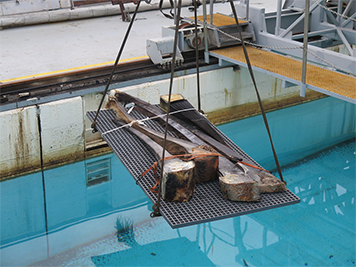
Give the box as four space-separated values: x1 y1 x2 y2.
0 96 85 179
0 106 41 178
0 66 333 180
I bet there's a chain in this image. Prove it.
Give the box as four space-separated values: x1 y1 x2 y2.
205 22 303 50
311 0 356 22
303 47 356 77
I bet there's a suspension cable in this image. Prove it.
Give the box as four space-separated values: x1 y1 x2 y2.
150 0 183 218
193 0 203 113
229 0 286 184
91 1 141 131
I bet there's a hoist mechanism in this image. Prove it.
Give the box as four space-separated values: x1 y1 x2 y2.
146 14 256 68
145 0 356 103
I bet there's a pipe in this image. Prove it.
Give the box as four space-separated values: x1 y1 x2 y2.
0 0 195 29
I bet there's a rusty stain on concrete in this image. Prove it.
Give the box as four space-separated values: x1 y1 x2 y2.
272 78 278 99
224 88 231 106
1 108 41 180
208 90 326 125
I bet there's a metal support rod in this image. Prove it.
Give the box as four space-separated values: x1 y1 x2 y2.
337 0 343 23
340 12 356 27
342 0 354 17
194 0 202 112
91 1 141 130
203 0 209 63
151 0 182 218
301 0 310 91
275 0 282 36
279 0 320 38
210 0 214 24
245 0 249 21
336 28 354 56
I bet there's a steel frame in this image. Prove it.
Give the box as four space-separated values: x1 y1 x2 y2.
235 0 356 77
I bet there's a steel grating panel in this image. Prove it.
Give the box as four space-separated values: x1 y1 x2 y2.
87 109 300 229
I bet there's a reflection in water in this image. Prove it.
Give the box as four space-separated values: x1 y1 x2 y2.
92 217 215 266
115 217 138 248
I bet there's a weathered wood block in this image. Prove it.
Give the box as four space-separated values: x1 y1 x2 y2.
249 171 286 193
162 158 196 202
190 147 219 183
160 94 185 112
219 173 260 202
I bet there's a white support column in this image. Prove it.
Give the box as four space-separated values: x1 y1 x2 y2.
301 0 310 97
275 0 282 36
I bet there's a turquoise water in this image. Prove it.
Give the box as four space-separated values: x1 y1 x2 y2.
1 97 355 266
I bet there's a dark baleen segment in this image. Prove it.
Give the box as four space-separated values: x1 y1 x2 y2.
160 94 228 146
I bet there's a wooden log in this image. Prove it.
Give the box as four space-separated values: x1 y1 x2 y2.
218 153 260 202
162 158 196 202
106 98 219 184
219 173 260 202
158 110 286 194
248 171 286 193
112 93 264 200
112 119 196 203
188 127 286 193
159 94 228 146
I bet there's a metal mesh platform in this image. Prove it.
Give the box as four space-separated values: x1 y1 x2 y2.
87 109 299 229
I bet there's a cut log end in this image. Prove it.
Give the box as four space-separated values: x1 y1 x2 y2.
162 159 196 202
219 173 260 202
256 172 287 193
